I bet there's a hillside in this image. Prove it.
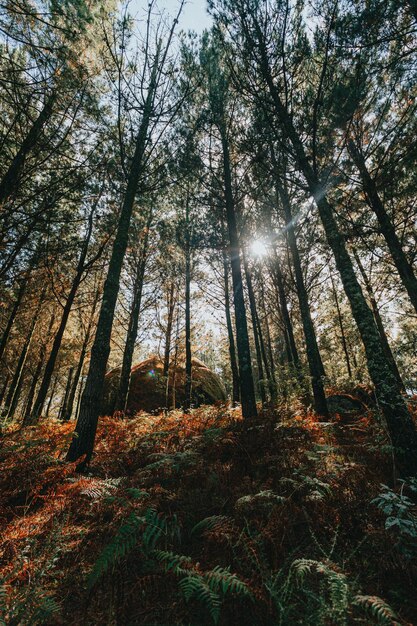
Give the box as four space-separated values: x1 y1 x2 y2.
1 402 416 625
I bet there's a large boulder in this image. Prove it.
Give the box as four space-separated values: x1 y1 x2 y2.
101 355 227 415
350 384 377 408
326 393 366 422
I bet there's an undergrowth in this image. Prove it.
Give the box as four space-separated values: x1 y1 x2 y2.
0 403 416 625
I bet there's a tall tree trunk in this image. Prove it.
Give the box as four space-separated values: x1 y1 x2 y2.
352 248 405 391
31 203 96 420
171 313 180 410
0 276 28 362
59 367 74 421
330 274 353 379
254 299 276 402
348 139 417 315
3 287 45 420
23 312 55 424
0 222 36 280
66 49 161 467
0 213 48 280
163 282 176 378
0 374 10 407
45 375 58 419
74 375 85 421
220 125 257 418
257 276 278 402
262 197 300 369
63 339 87 422
184 192 192 412
222 247 240 405
314 195 417 476
62 287 100 422
0 93 56 207
257 47 417 473
115 209 152 412
269 247 300 370
242 249 266 404
163 282 176 410
273 158 329 416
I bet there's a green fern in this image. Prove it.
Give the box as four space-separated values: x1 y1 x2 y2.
141 450 199 475
291 558 320 582
155 549 253 625
353 595 401 625
154 549 193 575
88 512 144 588
288 559 401 626
180 575 222 624
327 570 349 622
200 427 224 443
291 559 349 623
0 586 60 626
0 584 6 626
142 509 167 550
205 566 252 597
126 487 150 500
27 595 61 626
88 508 167 588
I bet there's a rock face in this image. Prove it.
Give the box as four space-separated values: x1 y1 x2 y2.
350 384 377 408
101 356 227 415
326 393 366 422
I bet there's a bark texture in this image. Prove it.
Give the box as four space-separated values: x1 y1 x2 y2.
348 139 417 315
220 126 258 418
66 52 160 466
115 210 152 412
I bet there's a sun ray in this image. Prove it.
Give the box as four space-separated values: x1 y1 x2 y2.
250 239 268 258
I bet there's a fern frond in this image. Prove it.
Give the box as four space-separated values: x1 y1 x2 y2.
89 507 169 587
235 490 285 512
155 551 252 623
291 559 349 620
327 569 349 620
205 566 253 599
27 595 61 626
191 515 234 536
353 595 401 625
154 549 193 575
142 509 167 550
78 477 122 500
291 558 319 583
141 450 199 475
88 511 144 588
179 575 222 624
126 487 150 500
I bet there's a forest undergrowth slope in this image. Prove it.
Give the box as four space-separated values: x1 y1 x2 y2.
1 401 416 625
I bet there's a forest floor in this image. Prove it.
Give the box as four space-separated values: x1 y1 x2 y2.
0 400 416 625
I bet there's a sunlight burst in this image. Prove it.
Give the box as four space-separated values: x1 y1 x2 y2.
250 239 269 258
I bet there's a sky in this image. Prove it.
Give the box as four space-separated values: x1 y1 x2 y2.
130 0 212 35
